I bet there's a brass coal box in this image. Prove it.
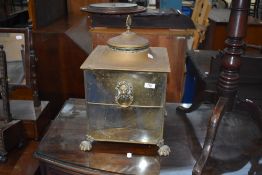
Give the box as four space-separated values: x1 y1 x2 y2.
80 17 171 156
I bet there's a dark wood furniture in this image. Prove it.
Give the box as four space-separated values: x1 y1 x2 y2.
0 27 51 141
0 44 24 163
0 0 28 27
28 0 93 115
35 98 262 175
250 0 262 19
32 15 90 116
30 0 67 29
203 8 262 50
29 0 111 28
0 140 39 175
177 0 262 174
185 50 262 110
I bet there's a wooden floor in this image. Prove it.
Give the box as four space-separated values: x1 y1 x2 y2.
0 141 40 175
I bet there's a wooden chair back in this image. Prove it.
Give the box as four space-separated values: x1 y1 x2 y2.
191 0 211 49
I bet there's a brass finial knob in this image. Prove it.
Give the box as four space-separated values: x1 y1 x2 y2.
126 15 132 32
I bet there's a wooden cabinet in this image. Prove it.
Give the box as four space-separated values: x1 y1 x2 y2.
33 16 90 115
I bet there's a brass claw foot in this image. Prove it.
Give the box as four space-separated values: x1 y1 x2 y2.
80 140 93 151
158 145 171 156
157 139 171 156
80 135 94 151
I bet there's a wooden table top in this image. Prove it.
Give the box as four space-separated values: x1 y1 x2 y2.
35 98 262 174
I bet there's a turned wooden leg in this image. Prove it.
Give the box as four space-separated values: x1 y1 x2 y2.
193 97 227 175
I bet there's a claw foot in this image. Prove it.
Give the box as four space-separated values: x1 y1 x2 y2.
158 145 171 156
80 140 92 151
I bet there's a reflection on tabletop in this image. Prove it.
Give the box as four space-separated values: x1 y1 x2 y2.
35 99 262 175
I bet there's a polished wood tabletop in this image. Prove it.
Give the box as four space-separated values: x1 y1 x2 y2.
35 98 262 175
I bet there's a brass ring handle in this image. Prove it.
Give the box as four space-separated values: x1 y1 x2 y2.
115 81 133 108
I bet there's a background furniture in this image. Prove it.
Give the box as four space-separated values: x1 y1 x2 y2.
203 8 262 50
191 0 211 49
177 0 262 174
32 16 90 116
29 0 67 29
0 0 28 27
28 0 112 28
35 98 262 175
249 0 262 19
0 44 24 162
184 50 262 109
0 27 51 141
29 0 92 119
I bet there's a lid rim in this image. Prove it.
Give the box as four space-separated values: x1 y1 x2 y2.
107 32 149 50
107 44 149 51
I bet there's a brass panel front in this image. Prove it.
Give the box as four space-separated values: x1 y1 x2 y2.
84 70 167 107
86 104 164 144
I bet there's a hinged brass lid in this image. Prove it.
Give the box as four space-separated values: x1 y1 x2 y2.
107 31 149 51
80 46 170 72
107 15 149 51
81 15 170 73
